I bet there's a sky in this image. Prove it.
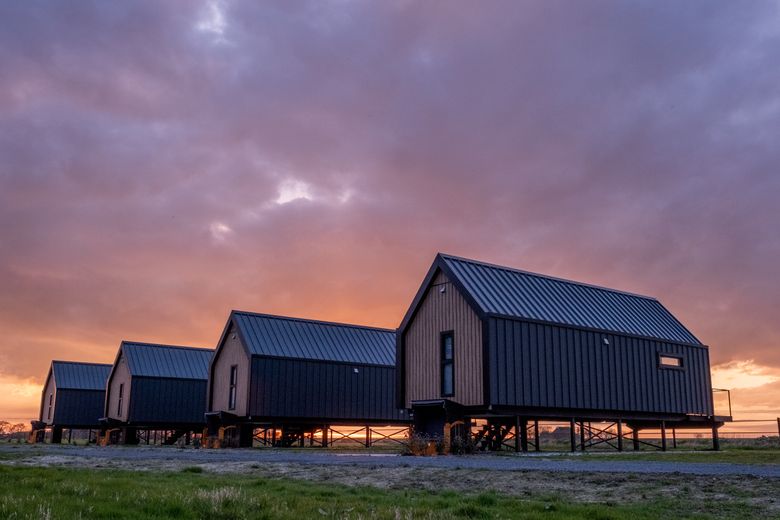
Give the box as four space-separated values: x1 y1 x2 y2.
0 1 778 428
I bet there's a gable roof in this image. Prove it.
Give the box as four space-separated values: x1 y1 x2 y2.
120 342 213 380
230 311 396 366
403 253 701 346
51 361 111 390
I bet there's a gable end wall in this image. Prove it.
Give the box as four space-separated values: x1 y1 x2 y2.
404 271 483 408
210 323 250 416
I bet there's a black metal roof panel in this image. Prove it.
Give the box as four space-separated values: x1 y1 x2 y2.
441 254 701 345
121 342 213 380
233 311 396 366
51 361 112 390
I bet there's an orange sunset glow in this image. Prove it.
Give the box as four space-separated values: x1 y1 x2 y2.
0 1 778 435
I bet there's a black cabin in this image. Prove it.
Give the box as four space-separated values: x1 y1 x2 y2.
207 311 408 447
34 361 111 443
397 253 729 450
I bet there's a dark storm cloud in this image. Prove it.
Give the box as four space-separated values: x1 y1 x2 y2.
0 0 779 418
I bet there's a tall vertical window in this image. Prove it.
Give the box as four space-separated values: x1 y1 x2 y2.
441 332 454 397
47 393 53 420
228 365 238 410
117 383 124 416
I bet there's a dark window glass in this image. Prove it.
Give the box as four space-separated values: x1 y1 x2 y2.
117 383 124 416
228 365 238 410
47 393 53 420
441 333 454 397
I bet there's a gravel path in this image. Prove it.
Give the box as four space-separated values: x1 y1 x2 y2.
4 444 780 478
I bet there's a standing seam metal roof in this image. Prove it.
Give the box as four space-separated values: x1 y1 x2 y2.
121 342 213 380
232 312 396 366
441 254 701 345
51 361 112 390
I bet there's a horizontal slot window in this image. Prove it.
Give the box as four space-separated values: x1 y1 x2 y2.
659 354 683 369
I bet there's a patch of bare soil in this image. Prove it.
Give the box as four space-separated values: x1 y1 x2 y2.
4 453 779 516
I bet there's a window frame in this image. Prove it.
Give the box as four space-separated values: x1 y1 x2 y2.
228 365 238 411
658 353 684 370
117 383 124 416
47 393 53 420
440 331 455 397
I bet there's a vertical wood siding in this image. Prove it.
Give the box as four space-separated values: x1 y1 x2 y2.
488 318 714 415
249 357 407 422
106 355 132 421
210 323 250 415
40 373 56 424
404 271 483 408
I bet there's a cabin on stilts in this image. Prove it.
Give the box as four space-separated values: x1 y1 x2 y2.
397 253 731 452
31 361 111 444
206 311 409 448
100 341 213 445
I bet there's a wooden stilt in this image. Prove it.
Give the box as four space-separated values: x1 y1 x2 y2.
534 421 540 451
580 421 586 452
660 422 667 452
569 419 576 452
712 424 720 451
617 420 623 452
520 418 528 452
632 428 640 451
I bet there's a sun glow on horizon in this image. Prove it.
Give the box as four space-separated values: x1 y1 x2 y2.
711 360 780 390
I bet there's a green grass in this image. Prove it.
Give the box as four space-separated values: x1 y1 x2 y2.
0 465 762 519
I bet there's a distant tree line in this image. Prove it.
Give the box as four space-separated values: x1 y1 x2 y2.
0 421 28 440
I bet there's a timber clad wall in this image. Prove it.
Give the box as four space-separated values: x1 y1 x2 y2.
487 318 714 416
41 376 56 424
404 272 483 408
249 357 405 421
210 324 249 416
107 356 131 421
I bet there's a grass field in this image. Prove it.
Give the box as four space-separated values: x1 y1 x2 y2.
0 464 773 520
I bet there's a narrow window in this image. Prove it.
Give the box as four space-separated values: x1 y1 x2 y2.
228 365 238 410
441 332 454 397
47 393 53 420
117 383 124 416
659 354 683 369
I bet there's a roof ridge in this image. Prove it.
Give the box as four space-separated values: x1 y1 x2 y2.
52 360 112 367
438 253 659 301
232 310 396 333
121 341 211 352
